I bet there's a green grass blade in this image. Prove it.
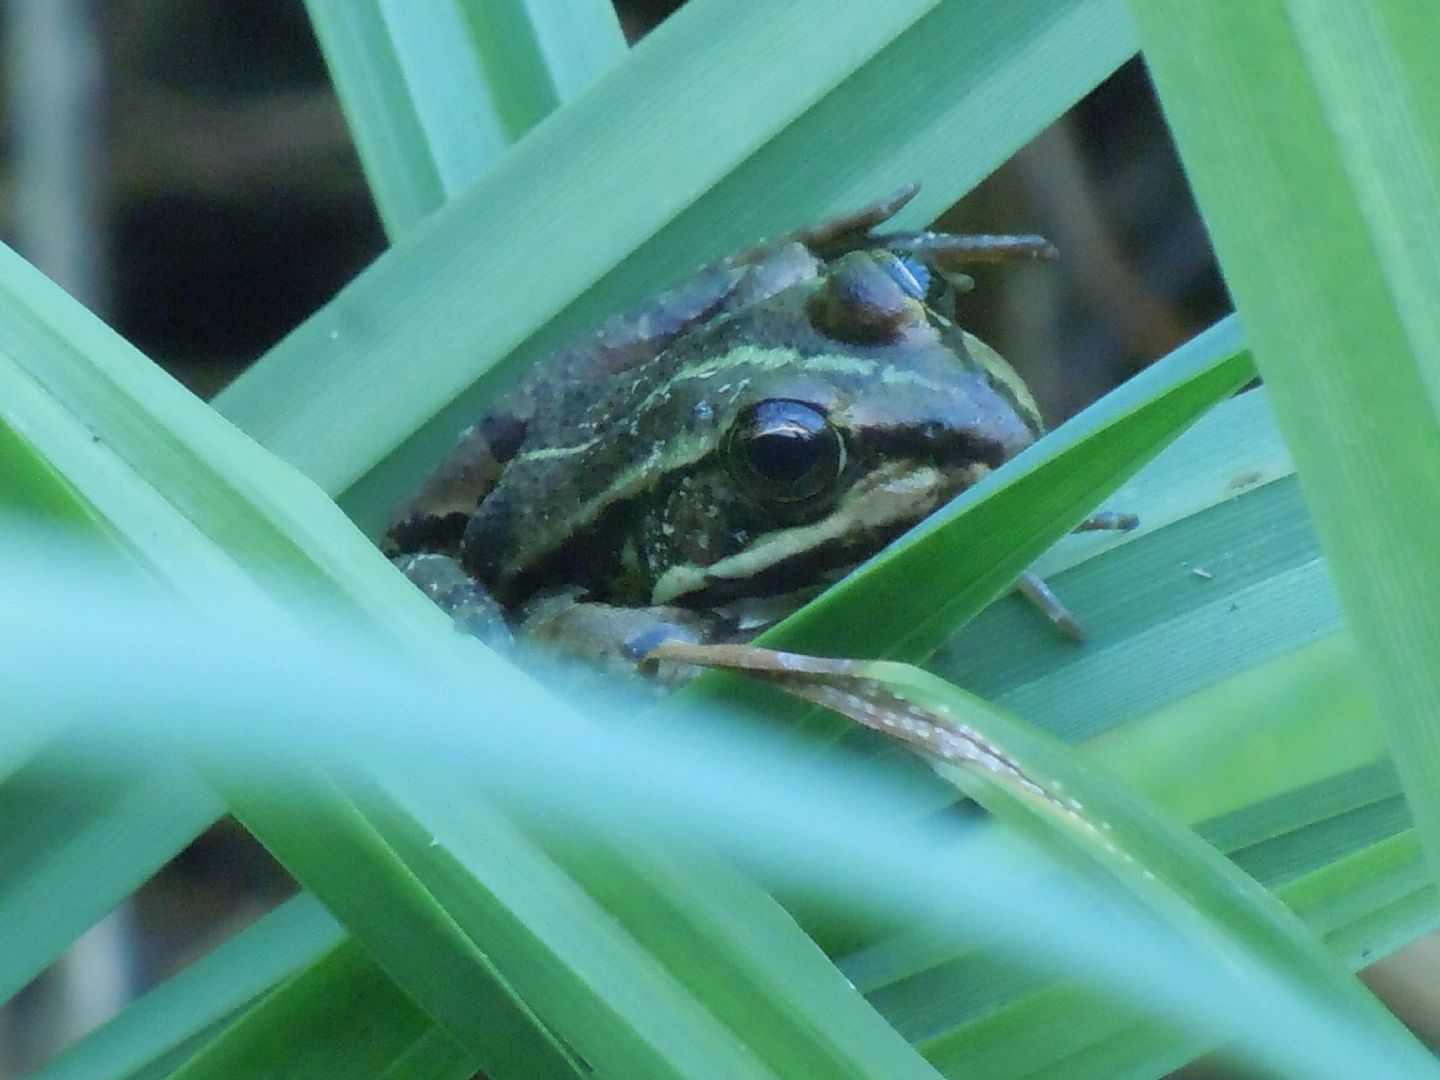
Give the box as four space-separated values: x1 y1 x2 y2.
303 0 625 237
169 939 472 1080
818 593 1429 1077
379 771 938 1080
1089 635 1386 826
1128 0 1440 881
218 0 1136 533
924 386 1361 828
699 652 1436 1078
221 762 928 1080
0 742 221 1006
378 1026 477 1080
935 389 1326 747
460 0 627 133
13 554 1435 1080
0 241 582 1073
0 414 109 531
841 772 1435 1077
209 775 587 1078
32 896 345 1080
0 236 446 632
205 714 935 1078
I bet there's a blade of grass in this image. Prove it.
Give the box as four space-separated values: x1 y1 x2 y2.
841 778 1436 1077
459 0 627 134
207 772 588 1078
938 460 1339 745
0 243 576 1070
169 938 473 1080
1086 635 1386 826
32 895 346 1080
0 261 588 1074
663 645 1438 1078
0 414 109 531
826 587 1403 1067
776 318 1250 661
12 554 1437 1080
0 739 221 1007
303 0 624 237
0 172 604 1075
820 601 1428 1077
0 237 446 633
998 831 1437 1077
1129 0 1440 882
380 770 941 1080
378 1027 477 1080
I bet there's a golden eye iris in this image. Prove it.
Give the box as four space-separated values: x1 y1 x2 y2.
725 399 846 504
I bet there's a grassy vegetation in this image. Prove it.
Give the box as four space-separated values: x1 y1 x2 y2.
6 1 1440 1077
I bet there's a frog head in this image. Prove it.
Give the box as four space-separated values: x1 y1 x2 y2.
464 247 1044 630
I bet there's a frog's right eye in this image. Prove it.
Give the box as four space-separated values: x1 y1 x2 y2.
725 399 846 504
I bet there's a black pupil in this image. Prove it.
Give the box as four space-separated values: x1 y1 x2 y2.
732 400 841 502
748 426 819 483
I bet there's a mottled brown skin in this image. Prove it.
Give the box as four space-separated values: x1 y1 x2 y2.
385 186 1053 668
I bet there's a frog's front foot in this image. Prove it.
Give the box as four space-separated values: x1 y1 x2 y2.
518 592 722 687
1016 511 1139 642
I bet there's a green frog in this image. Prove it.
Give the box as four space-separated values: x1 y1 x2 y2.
385 186 1072 678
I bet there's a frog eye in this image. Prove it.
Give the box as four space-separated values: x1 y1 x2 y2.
883 253 930 300
725 400 846 504
882 251 959 312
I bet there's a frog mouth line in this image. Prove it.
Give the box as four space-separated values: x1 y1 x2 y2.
650 460 990 607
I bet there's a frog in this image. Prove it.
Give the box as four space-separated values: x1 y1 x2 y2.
384 184 1088 680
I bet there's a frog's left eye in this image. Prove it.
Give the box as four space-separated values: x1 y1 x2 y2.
726 399 846 504
882 251 960 313
883 254 930 301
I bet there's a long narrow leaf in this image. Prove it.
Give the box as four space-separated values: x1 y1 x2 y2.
304 0 625 237
1129 0 1440 881
0 743 220 1007
33 896 346 1080
668 644 1435 1078
6 552 1430 1080
170 939 471 1080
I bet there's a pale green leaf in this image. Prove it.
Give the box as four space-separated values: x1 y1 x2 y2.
1129 0 1440 882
